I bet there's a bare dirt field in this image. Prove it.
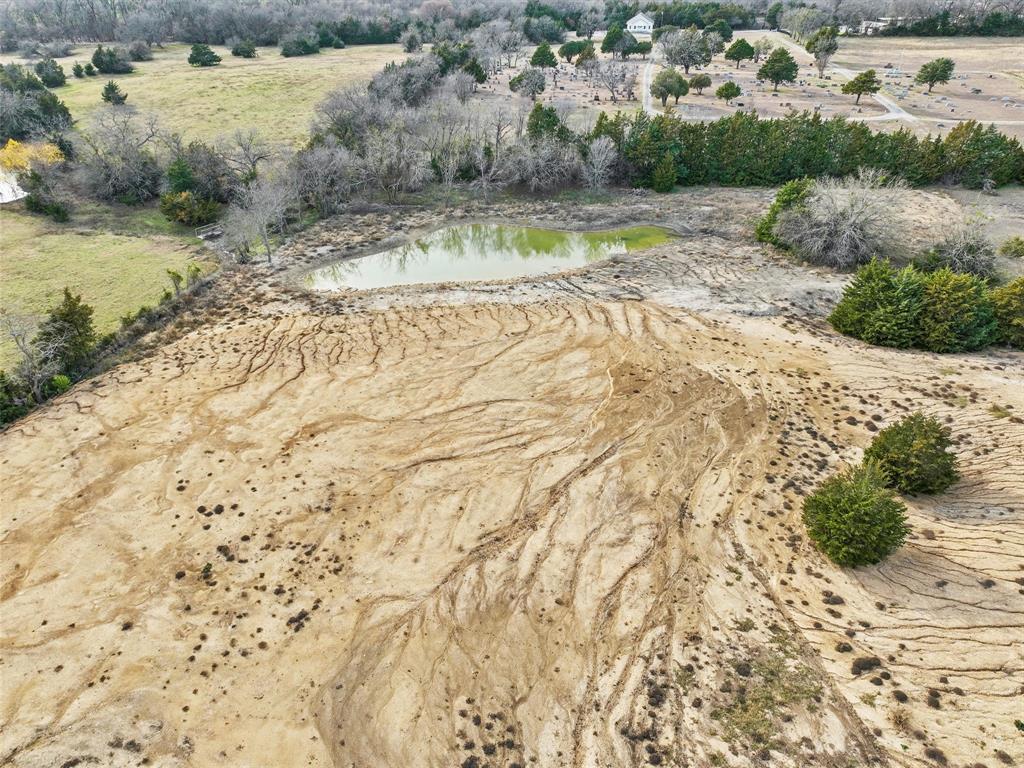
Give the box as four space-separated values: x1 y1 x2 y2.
2 189 1022 768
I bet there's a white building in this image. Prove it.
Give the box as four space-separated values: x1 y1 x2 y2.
626 12 655 36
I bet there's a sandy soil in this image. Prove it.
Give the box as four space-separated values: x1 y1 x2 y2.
1 190 1022 768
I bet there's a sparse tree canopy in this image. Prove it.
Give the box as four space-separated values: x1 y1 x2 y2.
557 40 586 63
915 57 955 92
805 26 838 77
716 81 741 104
841 69 881 104
724 38 754 68
658 27 710 75
752 38 773 63
689 73 711 95
803 461 909 568
757 47 798 92
651 68 687 106
864 413 959 495
509 66 546 100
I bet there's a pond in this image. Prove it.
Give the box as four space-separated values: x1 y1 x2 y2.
303 223 676 291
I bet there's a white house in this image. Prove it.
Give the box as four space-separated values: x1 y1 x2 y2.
626 12 655 35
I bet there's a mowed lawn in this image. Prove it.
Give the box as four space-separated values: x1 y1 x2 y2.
0 205 211 369
6 43 406 145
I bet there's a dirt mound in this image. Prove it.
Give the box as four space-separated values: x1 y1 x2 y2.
2 293 1021 768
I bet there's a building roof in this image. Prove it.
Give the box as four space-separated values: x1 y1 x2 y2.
628 12 655 25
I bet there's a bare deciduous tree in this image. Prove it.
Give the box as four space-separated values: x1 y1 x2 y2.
775 169 907 270
223 175 294 264
2 314 64 402
356 126 432 203
79 108 162 203
292 138 357 216
582 136 617 190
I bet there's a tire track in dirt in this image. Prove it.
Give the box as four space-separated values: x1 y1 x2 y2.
1 287 1021 768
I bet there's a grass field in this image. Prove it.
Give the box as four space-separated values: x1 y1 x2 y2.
0 203 211 369
3 43 405 145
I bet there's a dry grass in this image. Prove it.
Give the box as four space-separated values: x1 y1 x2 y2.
2 43 406 145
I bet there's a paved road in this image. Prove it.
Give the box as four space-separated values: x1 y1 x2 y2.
641 56 658 115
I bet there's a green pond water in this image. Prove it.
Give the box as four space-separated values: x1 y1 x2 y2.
304 223 676 291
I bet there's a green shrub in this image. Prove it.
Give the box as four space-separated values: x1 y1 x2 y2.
91 44 133 74
829 259 924 348
33 57 65 87
280 36 320 57
100 79 127 104
231 40 257 58
802 461 909 567
49 373 72 394
999 236 1024 260
914 223 995 278
127 40 153 61
991 277 1024 348
188 43 221 67
864 412 959 494
755 178 811 245
83 62 96 76
159 191 220 226
71 62 84 78
917 268 997 352
0 370 31 425
651 153 677 192
24 190 70 221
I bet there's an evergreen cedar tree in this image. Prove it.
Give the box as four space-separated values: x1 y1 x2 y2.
828 259 1003 353
757 47 798 91
842 69 882 104
34 58 65 87
91 45 133 74
601 24 623 55
231 40 257 58
36 288 97 376
188 44 222 67
716 81 741 103
802 462 909 568
589 112 1022 191
991 277 1024 348
530 42 557 69
863 413 959 495
915 57 955 92
101 79 127 104
724 38 754 68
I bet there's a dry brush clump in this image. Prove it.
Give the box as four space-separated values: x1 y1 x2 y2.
774 169 907 270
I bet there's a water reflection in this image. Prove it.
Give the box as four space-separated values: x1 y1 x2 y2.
305 224 675 291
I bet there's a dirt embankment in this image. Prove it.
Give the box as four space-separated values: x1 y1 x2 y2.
1 190 1021 768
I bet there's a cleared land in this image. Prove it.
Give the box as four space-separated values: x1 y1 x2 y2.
1 43 406 145
491 33 1024 141
0 205 209 368
2 190 1021 768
